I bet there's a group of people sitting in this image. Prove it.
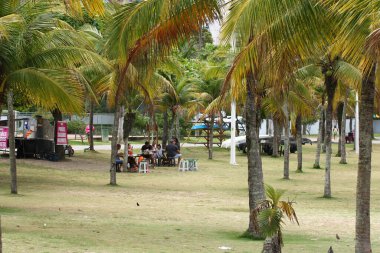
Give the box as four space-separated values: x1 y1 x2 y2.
115 137 182 172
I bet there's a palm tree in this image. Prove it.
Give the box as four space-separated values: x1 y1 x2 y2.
326 0 380 250
220 0 328 236
296 58 361 194
254 185 299 253
0 0 105 193
192 63 224 159
105 0 221 185
263 76 313 177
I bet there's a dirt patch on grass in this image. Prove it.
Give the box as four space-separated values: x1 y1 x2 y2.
0 152 109 172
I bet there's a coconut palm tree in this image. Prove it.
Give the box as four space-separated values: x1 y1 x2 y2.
191 64 224 159
295 58 361 194
254 185 299 253
220 0 330 237
0 0 105 193
325 0 380 250
105 0 222 185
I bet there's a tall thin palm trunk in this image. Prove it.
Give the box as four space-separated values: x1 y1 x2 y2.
272 117 279 157
7 91 17 194
321 94 326 153
283 97 290 180
110 103 121 185
296 114 302 172
324 73 338 198
340 89 349 164
162 110 169 148
123 112 136 171
169 110 175 141
89 101 95 151
314 107 324 169
117 105 125 143
246 74 265 238
175 112 180 140
336 102 344 157
356 64 376 253
208 114 214 159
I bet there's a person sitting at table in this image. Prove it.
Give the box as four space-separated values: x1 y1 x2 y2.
141 141 154 164
141 141 153 153
115 143 123 172
154 144 164 166
166 140 181 163
128 143 133 156
172 137 180 151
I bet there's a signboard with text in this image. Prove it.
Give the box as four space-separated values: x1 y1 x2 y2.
0 127 9 149
56 121 68 145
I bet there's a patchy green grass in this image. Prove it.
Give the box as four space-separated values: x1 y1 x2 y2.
0 144 379 252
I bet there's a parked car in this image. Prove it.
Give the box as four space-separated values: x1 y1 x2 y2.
237 136 312 155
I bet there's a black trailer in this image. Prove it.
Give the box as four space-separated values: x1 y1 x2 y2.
0 116 65 160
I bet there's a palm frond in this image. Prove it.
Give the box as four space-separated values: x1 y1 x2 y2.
61 0 105 18
334 59 362 89
28 47 108 69
4 67 84 113
259 208 283 238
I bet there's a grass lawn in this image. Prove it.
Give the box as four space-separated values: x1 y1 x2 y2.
0 144 379 252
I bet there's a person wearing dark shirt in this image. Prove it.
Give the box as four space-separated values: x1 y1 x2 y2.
141 141 153 153
172 137 180 151
166 140 181 162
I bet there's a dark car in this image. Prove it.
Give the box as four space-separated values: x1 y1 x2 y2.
237 136 312 155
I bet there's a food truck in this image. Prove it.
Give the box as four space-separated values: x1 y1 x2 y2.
0 115 68 160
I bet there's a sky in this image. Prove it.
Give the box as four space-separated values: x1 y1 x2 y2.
209 21 221 45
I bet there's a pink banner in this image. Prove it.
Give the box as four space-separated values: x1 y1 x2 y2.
0 127 9 149
56 121 68 145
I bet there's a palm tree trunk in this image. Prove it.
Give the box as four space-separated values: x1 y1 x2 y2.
322 94 326 153
296 114 302 172
355 64 376 253
272 117 279 157
52 109 65 160
7 91 17 194
117 105 125 143
283 97 290 180
208 114 214 159
340 89 349 164
324 73 338 198
123 112 136 171
162 110 169 148
314 107 323 169
246 74 265 238
262 235 282 253
169 110 175 141
175 112 180 140
336 102 344 157
89 101 95 151
110 103 121 185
